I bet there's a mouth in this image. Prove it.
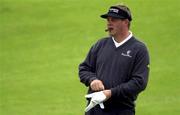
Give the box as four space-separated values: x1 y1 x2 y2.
105 25 114 32
107 27 114 32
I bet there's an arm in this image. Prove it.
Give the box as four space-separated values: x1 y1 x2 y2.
110 46 150 100
79 42 102 87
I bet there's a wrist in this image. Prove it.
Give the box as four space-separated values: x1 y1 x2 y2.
103 90 111 100
89 78 98 85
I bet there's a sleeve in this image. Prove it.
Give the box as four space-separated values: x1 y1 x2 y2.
111 45 150 100
78 42 100 87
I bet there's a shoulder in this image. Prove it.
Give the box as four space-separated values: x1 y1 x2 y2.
130 36 150 59
131 36 149 52
94 36 110 46
131 36 150 61
91 36 110 51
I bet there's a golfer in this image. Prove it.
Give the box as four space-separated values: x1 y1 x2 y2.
79 4 150 115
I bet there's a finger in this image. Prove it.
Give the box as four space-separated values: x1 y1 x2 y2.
90 80 100 91
96 81 104 90
99 103 104 109
94 83 104 91
94 83 99 91
91 83 95 91
90 80 105 91
91 83 98 91
98 83 105 90
85 93 94 98
85 101 96 112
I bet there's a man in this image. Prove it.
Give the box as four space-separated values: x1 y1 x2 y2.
79 4 150 115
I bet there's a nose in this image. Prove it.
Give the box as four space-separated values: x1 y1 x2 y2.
107 17 112 23
107 19 113 27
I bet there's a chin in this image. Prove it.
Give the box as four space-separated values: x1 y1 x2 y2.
108 32 115 37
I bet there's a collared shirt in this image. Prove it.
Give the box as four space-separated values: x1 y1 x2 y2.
112 31 133 48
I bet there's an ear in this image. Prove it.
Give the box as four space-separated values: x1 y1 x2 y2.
124 19 129 25
123 19 130 29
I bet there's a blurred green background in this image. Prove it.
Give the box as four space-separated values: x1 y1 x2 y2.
0 0 180 115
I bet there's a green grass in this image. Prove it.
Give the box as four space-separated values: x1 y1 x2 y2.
1 0 180 115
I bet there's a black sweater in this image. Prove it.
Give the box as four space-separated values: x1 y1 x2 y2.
79 36 150 111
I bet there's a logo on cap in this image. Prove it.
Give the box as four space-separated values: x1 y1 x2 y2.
109 8 119 13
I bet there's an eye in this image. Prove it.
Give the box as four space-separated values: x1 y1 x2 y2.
112 18 116 21
107 17 118 22
111 18 119 22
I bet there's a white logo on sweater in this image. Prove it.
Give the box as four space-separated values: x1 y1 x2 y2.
121 50 132 58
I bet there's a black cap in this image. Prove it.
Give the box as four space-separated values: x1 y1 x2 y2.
100 5 132 21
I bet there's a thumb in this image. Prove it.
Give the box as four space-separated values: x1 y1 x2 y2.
99 103 104 109
85 101 96 112
101 85 105 90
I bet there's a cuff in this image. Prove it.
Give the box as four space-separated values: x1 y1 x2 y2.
110 87 117 98
88 77 98 86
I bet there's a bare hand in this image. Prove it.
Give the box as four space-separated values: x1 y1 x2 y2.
103 90 111 100
90 80 105 91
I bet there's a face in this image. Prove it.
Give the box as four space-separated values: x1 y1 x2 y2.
106 17 128 37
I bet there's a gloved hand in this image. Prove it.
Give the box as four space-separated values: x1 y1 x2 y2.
85 91 106 112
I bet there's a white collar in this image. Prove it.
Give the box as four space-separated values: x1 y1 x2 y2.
112 31 133 48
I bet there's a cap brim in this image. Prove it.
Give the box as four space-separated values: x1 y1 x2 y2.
100 13 126 19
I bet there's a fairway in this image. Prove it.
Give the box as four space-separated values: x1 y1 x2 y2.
1 0 180 115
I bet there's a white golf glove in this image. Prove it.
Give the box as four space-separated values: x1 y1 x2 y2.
85 91 106 112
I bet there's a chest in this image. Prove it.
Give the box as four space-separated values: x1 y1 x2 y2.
96 44 136 70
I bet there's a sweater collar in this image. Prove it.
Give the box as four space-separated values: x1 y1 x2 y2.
112 31 132 48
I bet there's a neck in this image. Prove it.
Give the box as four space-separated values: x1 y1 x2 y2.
113 30 130 43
